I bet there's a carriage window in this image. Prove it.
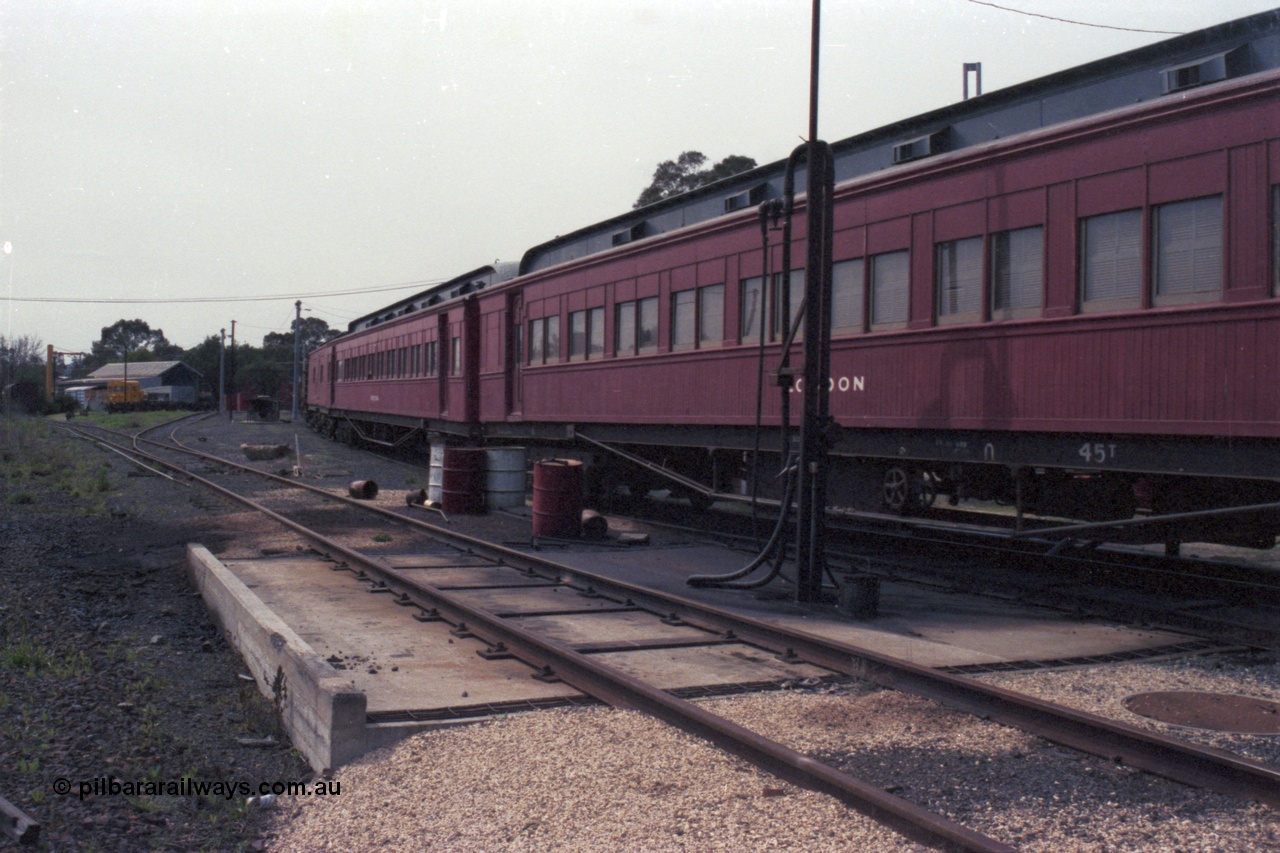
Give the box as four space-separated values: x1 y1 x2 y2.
569 308 605 361
1080 209 1141 311
637 297 657 353
545 315 559 363
424 340 437 376
870 250 909 329
740 277 765 343
615 301 636 355
671 289 696 351
832 259 864 335
699 284 724 348
615 298 658 356
992 226 1043 319
528 319 543 365
568 310 587 361
588 306 605 359
768 270 798 340
527 316 560 365
450 337 462 375
936 237 983 324
1152 195 1222 306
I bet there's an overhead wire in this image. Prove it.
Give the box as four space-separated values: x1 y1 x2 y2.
2 277 448 305
964 1 1184 36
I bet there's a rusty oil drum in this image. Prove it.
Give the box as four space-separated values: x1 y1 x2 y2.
348 480 379 499
532 459 583 538
440 447 487 514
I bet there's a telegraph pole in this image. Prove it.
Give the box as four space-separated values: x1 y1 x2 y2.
291 300 302 421
219 328 226 415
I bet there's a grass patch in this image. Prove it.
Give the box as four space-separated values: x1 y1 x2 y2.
74 410 191 431
0 638 90 677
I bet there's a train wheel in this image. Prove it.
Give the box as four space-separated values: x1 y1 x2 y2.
919 472 939 508
883 466 911 513
882 466 936 515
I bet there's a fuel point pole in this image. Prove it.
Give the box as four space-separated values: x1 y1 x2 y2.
794 0 836 604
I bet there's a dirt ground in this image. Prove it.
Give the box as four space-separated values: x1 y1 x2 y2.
1 416 313 852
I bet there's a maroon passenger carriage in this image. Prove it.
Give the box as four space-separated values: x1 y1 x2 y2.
309 11 1280 550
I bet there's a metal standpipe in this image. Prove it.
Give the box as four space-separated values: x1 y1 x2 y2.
795 139 835 604
794 0 837 605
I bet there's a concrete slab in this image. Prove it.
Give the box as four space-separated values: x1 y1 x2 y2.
226 556 582 713
193 528 1202 770
534 543 1198 669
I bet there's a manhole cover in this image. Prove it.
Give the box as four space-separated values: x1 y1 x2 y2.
1124 691 1280 734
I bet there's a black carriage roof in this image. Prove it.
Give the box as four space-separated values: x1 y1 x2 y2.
519 8 1280 276
346 261 519 333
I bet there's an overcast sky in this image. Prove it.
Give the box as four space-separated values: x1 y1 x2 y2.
3 1 1278 354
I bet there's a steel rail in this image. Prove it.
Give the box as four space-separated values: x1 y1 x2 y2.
102 424 1014 851
106 425 1280 809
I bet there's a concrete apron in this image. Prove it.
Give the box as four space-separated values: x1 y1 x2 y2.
188 541 1199 771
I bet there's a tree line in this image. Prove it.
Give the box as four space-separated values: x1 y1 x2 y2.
1 316 340 413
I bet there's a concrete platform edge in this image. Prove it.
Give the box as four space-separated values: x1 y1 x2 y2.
186 543 368 771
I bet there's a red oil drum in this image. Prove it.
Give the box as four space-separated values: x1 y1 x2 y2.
348 480 379 499
532 459 583 538
441 447 487 514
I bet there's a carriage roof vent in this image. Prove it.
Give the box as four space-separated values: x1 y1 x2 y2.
724 183 768 213
893 128 950 164
611 222 647 246
1162 46 1247 94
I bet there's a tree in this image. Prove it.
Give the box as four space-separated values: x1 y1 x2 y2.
0 334 45 385
262 317 339 356
182 334 225 396
86 319 181 371
634 151 758 208
234 347 286 398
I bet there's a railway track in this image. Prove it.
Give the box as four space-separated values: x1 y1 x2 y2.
63 415 1280 851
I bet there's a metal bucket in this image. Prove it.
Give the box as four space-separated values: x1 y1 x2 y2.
441 447 487 514
838 574 880 620
348 480 379 500
485 447 527 509
427 445 445 504
532 459 583 538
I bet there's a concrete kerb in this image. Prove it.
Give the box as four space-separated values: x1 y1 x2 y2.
186 544 367 772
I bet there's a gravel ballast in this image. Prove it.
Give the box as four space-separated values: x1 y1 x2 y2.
262 669 1280 852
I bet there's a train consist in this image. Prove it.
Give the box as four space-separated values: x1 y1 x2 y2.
307 11 1280 549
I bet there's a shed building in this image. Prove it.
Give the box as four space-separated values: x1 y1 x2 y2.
78 361 203 408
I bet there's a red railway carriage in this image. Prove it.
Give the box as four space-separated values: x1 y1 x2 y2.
308 11 1280 547
308 266 510 446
